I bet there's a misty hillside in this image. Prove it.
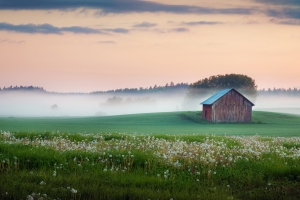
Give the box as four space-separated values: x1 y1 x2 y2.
1 84 300 117
1 111 300 136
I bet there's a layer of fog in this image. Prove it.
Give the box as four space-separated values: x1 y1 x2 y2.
0 91 185 117
253 95 300 115
0 91 299 117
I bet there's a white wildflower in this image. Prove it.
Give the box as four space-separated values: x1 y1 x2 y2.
40 181 46 185
70 188 77 194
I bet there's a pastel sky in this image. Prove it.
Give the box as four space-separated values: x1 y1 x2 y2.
1 0 300 92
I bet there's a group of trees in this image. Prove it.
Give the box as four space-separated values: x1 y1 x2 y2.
180 74 257 110
91 82 189 95
0 85 46 92
0 75 257 99
186 74 257 99
258 88 300 96
4 75 299 98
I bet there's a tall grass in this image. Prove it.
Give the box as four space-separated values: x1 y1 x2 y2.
1 131 300 199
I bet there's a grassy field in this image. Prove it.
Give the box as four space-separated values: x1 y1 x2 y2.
1 131 300 199
1 111 300 136
1 111 300 199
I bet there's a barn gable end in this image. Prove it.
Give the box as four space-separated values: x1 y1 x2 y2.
201 88 254 123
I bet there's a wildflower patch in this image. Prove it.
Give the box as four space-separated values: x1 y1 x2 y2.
1 131 300 199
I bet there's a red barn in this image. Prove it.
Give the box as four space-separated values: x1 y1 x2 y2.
201 88 254 123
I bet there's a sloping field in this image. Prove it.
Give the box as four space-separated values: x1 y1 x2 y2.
1 111 300 136
256 107 300 115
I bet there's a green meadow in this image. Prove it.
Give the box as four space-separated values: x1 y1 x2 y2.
1 111 300 136
1 111 300 199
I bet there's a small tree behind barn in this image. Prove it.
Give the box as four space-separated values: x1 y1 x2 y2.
182 74 257 110
201 88 254 123
188 74 257 99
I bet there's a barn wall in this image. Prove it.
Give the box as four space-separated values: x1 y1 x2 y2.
212 90 252 123
202 105 212 121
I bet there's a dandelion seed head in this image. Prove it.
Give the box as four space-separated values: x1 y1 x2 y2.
40 181 46 185
70 188 77 194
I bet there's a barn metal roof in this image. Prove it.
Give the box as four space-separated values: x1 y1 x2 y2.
201 88 255 106
200 88 232 105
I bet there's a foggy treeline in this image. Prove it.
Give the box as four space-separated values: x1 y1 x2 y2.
92 82 189 95
0 85 46 92
253 88 300 115
0 84 300 117
258 88 300 96
0 83 188 117
0 83 189 95
2 85 300 96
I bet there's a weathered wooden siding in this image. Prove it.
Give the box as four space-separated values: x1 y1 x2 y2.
202 105 212 121
211 90 252 123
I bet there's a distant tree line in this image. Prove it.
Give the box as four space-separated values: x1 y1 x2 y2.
0 85 46 92
1 82 300 97
258 88 300 96
91 82 189 95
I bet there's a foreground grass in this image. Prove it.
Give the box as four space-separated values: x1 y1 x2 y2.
1 131 300 199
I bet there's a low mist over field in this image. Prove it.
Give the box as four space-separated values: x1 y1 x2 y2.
254 95 300 115
0 89 300 117
0 91 185 117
